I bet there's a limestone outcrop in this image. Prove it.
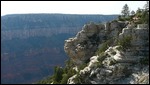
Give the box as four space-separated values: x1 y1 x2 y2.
64 21 127 65
64 21 149 84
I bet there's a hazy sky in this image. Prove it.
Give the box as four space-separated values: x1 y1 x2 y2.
1 1 147 16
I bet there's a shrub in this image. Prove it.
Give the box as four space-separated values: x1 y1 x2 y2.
117 35 132 50
95 39 113 55
73 71 83 84
116 45 123 50
60 74 69 84
140 56 149 65
53 66 64 83
97 52 107 62
95 62 102 67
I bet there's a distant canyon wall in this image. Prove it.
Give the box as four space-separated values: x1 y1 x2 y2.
1 27 80 40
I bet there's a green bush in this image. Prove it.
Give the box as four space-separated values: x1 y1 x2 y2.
118 16 132 21
53 66 64 83
116 45 123 51
119 17 125 21
112 19 118 22
117 36 132 50
97 52 107 62
141 11 149 24
78 63 87 70
140 56 149 65
60 74 69 84
35 75 54 84
36 59 77 84
95 39 113 55
73 73 81 84
95 62 102 67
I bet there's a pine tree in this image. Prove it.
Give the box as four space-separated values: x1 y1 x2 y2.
53 66 64 83
121 4 130 17
131 10 135 16
144 1 149 11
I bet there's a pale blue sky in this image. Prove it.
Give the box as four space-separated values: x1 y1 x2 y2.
1 1 147 16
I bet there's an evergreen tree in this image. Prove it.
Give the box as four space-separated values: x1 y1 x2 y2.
53 66 64 83
136 8 142 14
121 4 130 17
60 74 69 84
131 10 135 16
141 1 149 24
141 10 149 24
144 1 149 11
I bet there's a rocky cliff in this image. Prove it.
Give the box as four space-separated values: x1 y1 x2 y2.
64 21 149 84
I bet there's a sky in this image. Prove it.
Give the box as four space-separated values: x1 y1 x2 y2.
1 1 147 16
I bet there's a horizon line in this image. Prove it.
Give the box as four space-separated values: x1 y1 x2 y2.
1 13 120 16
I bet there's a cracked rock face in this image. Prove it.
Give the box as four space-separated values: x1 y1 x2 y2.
64 22 126 65
64 22 103 65
65 21 149 84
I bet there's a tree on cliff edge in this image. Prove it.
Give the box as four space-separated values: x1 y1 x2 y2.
121 4 130 17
